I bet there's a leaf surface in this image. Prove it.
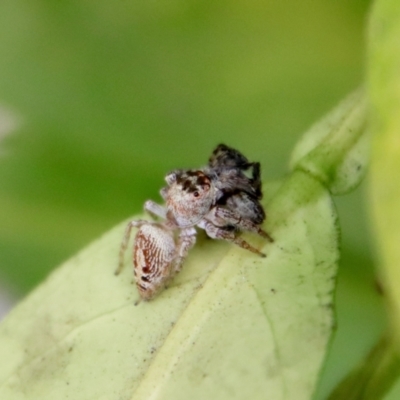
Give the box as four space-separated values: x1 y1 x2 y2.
0 173 339 400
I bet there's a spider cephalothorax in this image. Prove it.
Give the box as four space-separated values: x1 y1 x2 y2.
163 170 216 228
116 144 273 301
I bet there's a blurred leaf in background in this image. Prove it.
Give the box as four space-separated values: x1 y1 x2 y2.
0 0 388 398
0 0 369 291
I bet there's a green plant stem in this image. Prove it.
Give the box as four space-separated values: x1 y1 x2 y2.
327 334 400 400
290 88 369 195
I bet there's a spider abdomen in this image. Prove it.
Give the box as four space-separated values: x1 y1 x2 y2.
133 224 175 300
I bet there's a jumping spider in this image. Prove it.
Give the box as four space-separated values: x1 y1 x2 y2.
205 143 265 225
116 144 273 301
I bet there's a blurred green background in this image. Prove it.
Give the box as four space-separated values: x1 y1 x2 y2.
0 0 393 398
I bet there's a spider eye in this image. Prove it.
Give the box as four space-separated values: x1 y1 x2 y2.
193 191 200 197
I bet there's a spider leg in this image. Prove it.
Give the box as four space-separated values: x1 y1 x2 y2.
144 200 167 219
160 187 168 201
171 227 197 276
115 219 149 275
249 162 262 198
200 220 266 257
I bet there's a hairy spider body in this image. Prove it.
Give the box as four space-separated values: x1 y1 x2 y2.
133 222 175 300
218 190 265 225
116 144 273 301
115 220 176 300
207 143 262 197
204 143 266 226
164 171 216 228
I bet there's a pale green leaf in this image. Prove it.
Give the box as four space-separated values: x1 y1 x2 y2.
0 173 338 400
290 88 369 195
368 0 400 348
324 0 400 398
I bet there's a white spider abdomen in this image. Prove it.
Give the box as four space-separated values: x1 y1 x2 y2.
133 224 176 300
